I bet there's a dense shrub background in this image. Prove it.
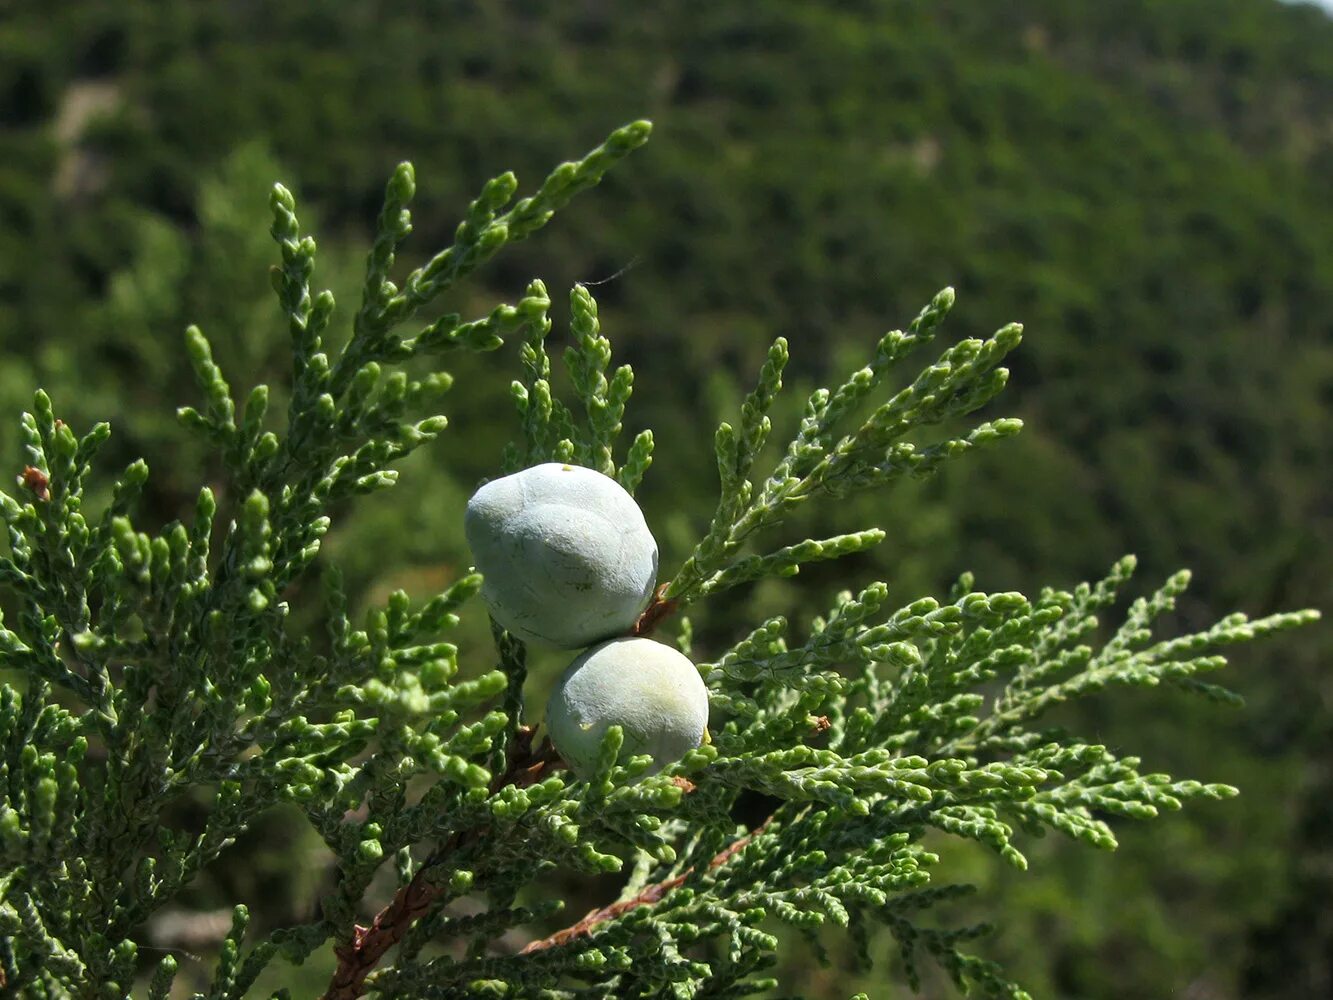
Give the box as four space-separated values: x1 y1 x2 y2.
1 1 1328 995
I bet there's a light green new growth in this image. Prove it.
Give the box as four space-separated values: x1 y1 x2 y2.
0 121 1318 1000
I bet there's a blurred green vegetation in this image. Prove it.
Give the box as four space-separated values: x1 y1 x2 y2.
1 0 1328 996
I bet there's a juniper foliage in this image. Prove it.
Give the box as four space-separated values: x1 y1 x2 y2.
0 123 1317 1000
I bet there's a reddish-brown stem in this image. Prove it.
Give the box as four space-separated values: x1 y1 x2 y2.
323 860 448 1000
320 732 561 1000
520 817 771 955
631 583 679 637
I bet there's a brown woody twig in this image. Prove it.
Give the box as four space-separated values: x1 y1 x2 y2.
520 816 771 955
320 730 561 1000
630 583 679 637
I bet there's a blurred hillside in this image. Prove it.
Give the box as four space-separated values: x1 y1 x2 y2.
1 1 1329 996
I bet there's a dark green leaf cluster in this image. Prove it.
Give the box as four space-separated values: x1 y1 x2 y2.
0 124 1317 1000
